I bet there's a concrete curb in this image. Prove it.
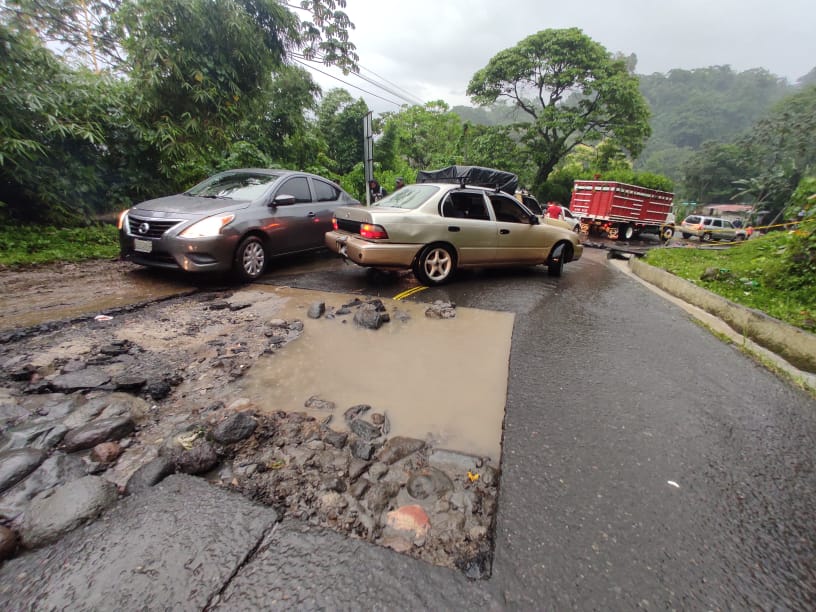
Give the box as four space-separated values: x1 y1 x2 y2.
629 258 816 375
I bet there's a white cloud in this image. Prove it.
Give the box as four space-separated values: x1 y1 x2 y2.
303 0 816 114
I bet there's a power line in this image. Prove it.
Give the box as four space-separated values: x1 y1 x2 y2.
359 64 424 106
292 53 424 108
291 58 405 108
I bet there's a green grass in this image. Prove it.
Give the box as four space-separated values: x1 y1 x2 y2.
0 224 119 267
646 232 816 332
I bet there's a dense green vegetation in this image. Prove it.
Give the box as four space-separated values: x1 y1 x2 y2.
0 225 119 266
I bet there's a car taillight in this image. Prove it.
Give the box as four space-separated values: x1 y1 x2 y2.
332 216 338 231
360 223 388 239
697 224 704 230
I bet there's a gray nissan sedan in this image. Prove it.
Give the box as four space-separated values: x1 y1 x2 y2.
119 169 359 281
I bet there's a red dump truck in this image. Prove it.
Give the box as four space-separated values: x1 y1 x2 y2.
569 180 675 240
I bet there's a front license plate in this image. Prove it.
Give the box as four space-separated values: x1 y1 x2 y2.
134 238 152 253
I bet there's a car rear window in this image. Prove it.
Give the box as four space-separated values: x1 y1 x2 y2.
684 216 701 224
373 184 439 209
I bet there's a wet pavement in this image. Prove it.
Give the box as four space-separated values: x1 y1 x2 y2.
1 247 815 608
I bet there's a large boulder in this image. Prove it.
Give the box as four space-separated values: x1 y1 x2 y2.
20 475 118 549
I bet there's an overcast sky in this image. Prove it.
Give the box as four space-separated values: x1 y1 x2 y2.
299 0 815 113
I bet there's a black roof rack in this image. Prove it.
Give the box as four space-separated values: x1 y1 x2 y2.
416 165 518 195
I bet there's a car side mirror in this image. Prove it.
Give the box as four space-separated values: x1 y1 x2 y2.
271 194 296 207
530 215 540 225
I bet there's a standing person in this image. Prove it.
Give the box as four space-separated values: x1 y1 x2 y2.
369 179 387 203
546 201 563 220
394 177 405 191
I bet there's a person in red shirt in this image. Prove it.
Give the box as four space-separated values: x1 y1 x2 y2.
546 202 563 220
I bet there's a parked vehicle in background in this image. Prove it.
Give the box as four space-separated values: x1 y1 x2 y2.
325 166 582 285
679 215 747 242
569 180 675 240
119 169 360 281
561 207 581 233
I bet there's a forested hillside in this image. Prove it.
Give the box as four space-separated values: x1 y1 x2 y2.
634 66 793 183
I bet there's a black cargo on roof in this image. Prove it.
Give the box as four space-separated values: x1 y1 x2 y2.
416 165 518 195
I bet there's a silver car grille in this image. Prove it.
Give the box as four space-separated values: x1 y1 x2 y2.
127 215 183 238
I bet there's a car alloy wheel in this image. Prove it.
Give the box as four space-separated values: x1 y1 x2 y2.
235 236 267 281
414 244 455 285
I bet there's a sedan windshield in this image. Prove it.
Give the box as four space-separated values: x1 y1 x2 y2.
373 184 439 209
186 172 280 201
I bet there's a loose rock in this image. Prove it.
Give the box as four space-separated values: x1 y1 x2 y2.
377 436 426 464
20 475 118 549
91 442 122 464
61 416 135 453
0 448 47 494
125 456 176 495
212 412 257 445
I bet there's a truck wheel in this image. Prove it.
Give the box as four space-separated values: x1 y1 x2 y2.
620 224 634 240
662 226 675 240
413 243 456 285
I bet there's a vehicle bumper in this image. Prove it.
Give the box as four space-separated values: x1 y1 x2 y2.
571 243 583 262
325 231 419 268
119 231 236 273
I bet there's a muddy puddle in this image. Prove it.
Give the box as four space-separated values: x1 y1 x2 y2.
237 286 514 460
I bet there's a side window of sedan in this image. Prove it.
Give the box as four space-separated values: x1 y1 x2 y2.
278 177 312 203
441 192 490 220
489 194 531 223
313 179 340 202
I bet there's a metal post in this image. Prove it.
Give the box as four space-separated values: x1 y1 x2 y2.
363 112 373 206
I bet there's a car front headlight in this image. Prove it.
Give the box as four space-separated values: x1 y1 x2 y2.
179 214 235 238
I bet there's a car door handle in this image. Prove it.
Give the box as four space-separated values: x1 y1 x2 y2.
307 212 316 217
500 229 510 235
448 226 460 232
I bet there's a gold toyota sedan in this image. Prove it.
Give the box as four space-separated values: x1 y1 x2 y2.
325 181 582 285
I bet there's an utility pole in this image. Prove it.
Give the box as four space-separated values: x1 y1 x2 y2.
363 112 373 206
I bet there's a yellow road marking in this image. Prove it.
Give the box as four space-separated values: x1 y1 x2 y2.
394 285 428 301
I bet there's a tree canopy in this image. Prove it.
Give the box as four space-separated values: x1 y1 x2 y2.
467 28 651 189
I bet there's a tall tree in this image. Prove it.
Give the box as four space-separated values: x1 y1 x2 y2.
316 88 368 174
467 28 650 188
379 101 463 170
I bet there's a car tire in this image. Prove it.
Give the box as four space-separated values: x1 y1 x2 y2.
701 232 712 242
573 224 580 234
234 235 267 282
735 234 745 242
547 243 567 277
682 232 691 239
413 244 455 286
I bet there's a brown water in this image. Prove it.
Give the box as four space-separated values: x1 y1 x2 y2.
238 287 514 460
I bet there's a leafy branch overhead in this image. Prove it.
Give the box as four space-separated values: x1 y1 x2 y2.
467 27 651 187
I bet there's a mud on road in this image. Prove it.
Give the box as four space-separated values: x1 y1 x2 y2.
0 259 506 576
